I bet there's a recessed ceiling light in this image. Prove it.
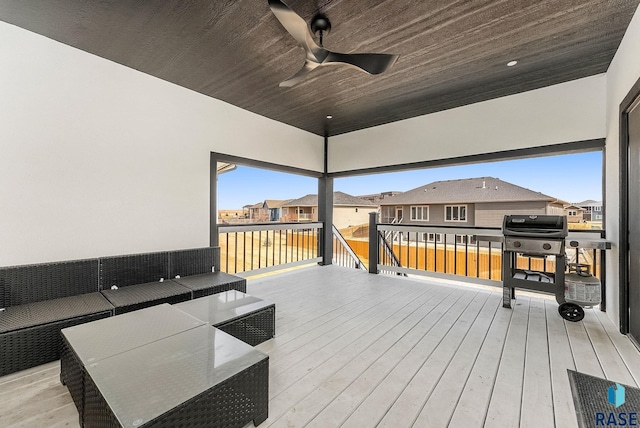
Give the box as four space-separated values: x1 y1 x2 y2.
326 115 333 119
507 60 518 67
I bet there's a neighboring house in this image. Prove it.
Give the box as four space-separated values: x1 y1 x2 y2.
244 202 267 222
379 177 566 229
564 205 586 223
282 191 377 229
242 200 291 222
575 199 603 222
263 200 290 222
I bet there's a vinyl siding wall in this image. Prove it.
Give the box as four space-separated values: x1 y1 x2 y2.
387 204 476 227
474 201 548 227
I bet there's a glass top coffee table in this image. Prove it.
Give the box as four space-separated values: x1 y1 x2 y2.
83 325 268 427
61 304 268 427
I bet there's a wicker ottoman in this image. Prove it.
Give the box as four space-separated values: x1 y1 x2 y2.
174 290 275 346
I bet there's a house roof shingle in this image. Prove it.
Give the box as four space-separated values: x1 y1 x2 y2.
575 199 602 206
379 177 558 206
284 191 377 207
263 200 290 209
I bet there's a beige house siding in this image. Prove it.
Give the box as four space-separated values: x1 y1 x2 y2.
546 203 566 216
334 207 375 230
474 201 548 227
283 206 372 229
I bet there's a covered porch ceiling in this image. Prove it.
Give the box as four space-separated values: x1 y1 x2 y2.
0 0 637 137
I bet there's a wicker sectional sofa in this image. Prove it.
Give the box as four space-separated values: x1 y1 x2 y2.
0 247 246 376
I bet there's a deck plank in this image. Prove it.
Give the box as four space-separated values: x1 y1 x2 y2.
2 265 640 428
447 299 513 427
594 309 640 385
545 299 579 428
398 293 502 427
484 296 531 427
339 291 489 427
265 287 458 427
520 297 554 428
306 288 475 427
565 316 605 378
583 308 637 386
268 286 431 399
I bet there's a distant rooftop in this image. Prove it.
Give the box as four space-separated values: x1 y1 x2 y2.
575 199 602 206
284 191 378 207
358 191 404 204
263 200 291 209
379 177 558 205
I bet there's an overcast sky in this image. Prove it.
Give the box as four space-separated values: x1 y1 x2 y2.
217 151 602 209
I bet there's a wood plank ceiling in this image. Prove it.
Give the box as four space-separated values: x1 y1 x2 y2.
1 0 638 136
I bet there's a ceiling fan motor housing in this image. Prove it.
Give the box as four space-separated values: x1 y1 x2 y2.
311 13 331 37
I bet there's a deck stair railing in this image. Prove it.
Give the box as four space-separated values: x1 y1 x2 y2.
332 225 367 271
378 230 406 276
384 216 403 242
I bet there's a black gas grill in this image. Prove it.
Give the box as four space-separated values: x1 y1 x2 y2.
502 215 567 308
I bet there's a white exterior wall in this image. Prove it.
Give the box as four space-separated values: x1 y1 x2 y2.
605 6 640 327
0 23 322 266
329 75 606 173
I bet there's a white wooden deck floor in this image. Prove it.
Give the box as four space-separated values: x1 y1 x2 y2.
2 265 640 427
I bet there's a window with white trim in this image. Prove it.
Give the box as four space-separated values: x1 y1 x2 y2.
424 232 443 243
410 206 429 221
568 210 577 216
456 235 476 245
445 205 467 222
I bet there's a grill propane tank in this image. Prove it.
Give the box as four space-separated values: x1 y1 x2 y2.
564 263 601 307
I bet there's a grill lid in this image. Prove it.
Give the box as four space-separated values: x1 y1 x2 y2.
502 215 567 238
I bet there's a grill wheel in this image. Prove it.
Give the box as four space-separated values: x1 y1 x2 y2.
558 302 585 322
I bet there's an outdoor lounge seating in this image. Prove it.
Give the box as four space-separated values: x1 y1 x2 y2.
0 247 247 376
0 259 113 377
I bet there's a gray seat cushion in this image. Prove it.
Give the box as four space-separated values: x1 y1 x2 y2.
173 272 246 297
0 292 113 334
100 280 191 314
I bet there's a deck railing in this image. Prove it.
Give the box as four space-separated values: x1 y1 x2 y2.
218 222 323 276
377 224 504 286
375 222 606 289
218 222 366 276
219 218 606 298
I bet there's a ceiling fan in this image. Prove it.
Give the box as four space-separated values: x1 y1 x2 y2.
268 0 399 87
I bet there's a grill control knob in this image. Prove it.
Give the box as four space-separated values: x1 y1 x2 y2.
543 243 552 250
513 241 521 248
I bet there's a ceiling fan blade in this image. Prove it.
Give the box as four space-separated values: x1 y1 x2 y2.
268 0 324 61
279 61 318 87
324 52 399 75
